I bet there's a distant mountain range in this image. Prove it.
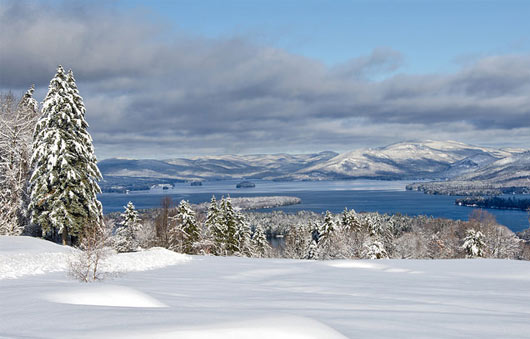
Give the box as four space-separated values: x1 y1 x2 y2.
98 140 530 194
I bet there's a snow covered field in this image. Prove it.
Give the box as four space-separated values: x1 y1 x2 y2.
1 236 530 338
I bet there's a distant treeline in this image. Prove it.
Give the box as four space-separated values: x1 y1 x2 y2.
407 181 530 196
456 196 530 211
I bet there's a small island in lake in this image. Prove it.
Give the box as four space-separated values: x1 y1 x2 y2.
190 181 203 186
194 196 301 212
236 180 255 188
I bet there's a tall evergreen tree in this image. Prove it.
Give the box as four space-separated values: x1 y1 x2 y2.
29 66 103 245
235 211 252 256
219 196 239 255
251 223 270 258
205 195 224 254
168 200 200 253
316 210 340 259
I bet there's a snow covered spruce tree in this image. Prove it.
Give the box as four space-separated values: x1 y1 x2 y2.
235 211 252 256
204 196 248 256
218 197 239 255
205 195 225 255
251 223 271 258
0 87 39 235
114 201 141 252
168 200 200 253
29 66 103 245
316 211 340 259
462 229 486 258
341 208 360 233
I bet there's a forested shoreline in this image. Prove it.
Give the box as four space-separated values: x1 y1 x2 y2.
456 196 530 211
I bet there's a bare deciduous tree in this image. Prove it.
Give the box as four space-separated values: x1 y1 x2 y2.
155 196 174 248
0 88 39 236
68 220 113 282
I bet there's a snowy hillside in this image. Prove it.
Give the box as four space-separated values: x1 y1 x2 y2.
456 151 530 184
299 140 516 180
409 151 530 195
1 236 530 338
0 236 189 280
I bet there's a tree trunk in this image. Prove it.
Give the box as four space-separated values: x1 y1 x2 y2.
62 227 69 245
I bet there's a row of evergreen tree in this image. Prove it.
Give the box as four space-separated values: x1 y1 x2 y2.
114 201 501 260
114 196 271 258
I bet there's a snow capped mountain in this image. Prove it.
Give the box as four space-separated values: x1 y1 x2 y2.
98 141 525 191
98 151 339 185
298 140 516 180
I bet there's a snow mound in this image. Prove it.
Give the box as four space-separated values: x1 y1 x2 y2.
103 247 190 273
0 235 72 254
86 316 346 339
45 284 167 308
0 237 190 280
0 236 76 280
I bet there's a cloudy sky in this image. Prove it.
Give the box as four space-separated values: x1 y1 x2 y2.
1 0 530 159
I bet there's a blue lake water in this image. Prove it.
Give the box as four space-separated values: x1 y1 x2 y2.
98 179 530 233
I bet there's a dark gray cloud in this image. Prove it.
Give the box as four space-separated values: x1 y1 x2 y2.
1 1 530 159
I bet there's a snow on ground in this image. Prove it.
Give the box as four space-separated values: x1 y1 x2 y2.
2 236 530 338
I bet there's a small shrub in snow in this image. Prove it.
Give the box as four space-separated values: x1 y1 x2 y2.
68 222 112 282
